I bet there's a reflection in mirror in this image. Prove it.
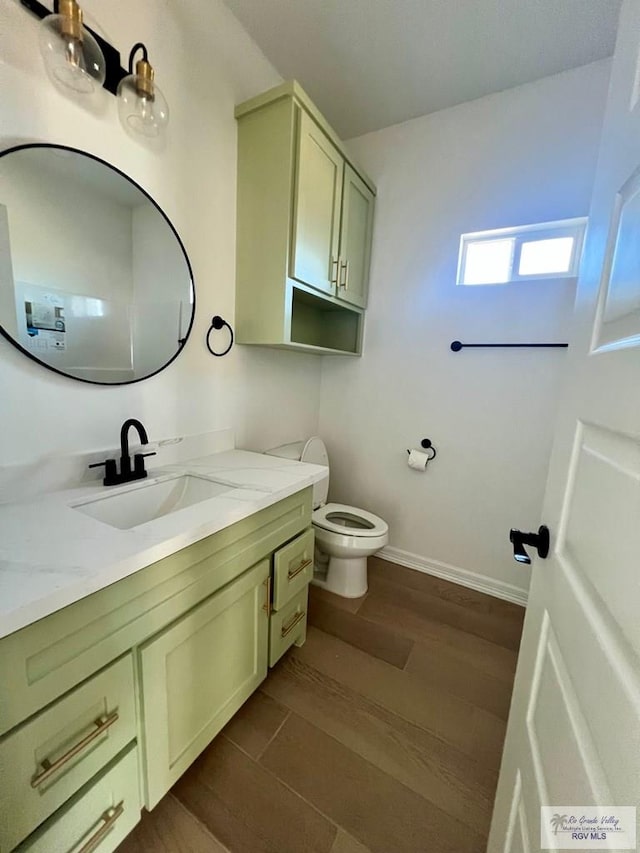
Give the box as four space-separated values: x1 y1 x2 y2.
0 145 194 384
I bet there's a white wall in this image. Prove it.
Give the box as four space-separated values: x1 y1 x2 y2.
319 61 611 600
0 0 322 466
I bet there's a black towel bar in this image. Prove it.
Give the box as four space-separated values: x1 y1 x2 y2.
450 341 568 352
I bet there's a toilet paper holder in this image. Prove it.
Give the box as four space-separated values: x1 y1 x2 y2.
406 438 437 462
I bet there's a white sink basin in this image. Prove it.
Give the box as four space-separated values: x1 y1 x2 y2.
73 475 235 530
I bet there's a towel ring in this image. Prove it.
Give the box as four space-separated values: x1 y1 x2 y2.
206 316 234 357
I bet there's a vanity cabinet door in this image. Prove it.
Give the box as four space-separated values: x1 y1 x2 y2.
290 111 344 296
139 559 270 809
337 163 375 309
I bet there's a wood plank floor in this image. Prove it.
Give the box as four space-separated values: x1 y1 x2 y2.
118 557 524 853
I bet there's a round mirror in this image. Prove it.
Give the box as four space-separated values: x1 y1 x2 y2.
0 144 194 385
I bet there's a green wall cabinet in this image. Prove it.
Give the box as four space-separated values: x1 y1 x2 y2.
235 80 376 355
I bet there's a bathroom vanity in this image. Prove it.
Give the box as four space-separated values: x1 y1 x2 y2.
0 450 323 852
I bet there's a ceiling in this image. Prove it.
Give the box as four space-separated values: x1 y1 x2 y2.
223 0 621 139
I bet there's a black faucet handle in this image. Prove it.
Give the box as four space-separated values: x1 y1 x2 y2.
89 458 119 486
133 451 156 478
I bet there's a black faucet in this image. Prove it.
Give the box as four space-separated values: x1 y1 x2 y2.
89 418 157 486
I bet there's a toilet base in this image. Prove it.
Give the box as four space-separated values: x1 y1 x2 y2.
312 555 368 598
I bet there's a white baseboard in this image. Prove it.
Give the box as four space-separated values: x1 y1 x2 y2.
375 546 528 607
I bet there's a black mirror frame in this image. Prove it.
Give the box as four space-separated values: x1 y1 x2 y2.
0 142 196 386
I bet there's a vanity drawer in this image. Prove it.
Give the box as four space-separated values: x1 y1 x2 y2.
269 587 308 666
15 745 140 853
0 655 136 851
272 528 314 610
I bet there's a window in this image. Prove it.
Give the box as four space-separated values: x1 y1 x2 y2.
457 218 587 286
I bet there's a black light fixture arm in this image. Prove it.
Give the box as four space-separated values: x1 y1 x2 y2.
128 42 148 72
19 0 55 17
20 0 133 95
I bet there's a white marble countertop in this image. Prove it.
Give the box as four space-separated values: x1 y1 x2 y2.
0 450 327 641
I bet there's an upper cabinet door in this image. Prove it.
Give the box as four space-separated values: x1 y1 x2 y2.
337 164 375 309
290 112 344 296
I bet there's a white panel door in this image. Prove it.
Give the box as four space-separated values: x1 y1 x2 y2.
488 4 640 851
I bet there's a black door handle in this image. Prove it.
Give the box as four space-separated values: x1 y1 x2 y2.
509 525 550 564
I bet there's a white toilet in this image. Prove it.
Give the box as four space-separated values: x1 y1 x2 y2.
265 437 388 598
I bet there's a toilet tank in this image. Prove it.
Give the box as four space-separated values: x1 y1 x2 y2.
265 437 329 507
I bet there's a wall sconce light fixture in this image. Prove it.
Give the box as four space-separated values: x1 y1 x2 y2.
21 0 170 139
117 44 169 138
38 0 105 93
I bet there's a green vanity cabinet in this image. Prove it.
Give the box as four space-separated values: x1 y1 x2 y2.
235 80 376 355
140 559 270 808
0 487 314 851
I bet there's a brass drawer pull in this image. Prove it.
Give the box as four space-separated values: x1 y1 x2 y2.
281 610 305 638
288 557 312 581
76 801 125 853
262 576 271 617
31 711 119 789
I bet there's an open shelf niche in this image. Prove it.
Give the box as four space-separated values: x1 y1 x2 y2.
289 286 363 355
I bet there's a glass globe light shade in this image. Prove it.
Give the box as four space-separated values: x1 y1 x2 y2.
38 13 106 94
117 74 169 139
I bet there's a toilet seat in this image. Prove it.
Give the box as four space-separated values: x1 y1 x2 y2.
312 502 388 538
